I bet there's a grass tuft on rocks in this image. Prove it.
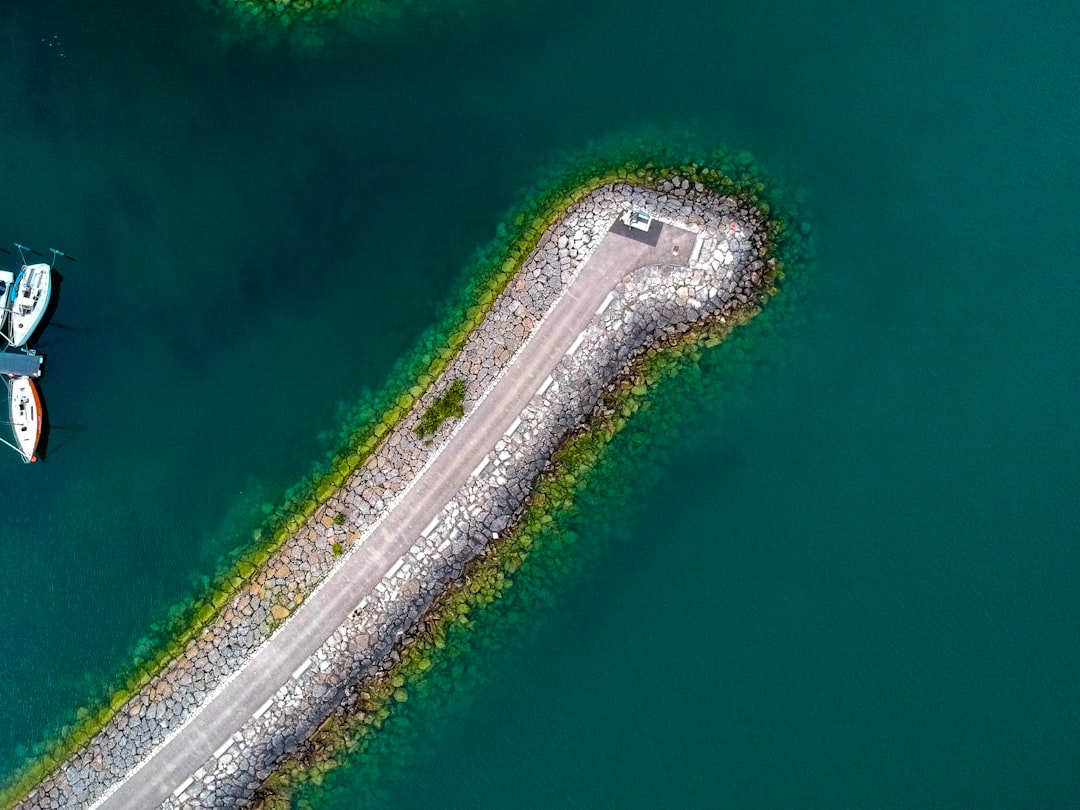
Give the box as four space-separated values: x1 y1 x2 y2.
413 379 466 440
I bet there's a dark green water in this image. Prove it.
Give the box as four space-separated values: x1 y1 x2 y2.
2 0 1078 806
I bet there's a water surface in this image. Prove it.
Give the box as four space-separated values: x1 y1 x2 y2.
1 0 1077 806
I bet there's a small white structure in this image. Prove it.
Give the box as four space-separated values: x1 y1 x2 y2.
621 208 653 232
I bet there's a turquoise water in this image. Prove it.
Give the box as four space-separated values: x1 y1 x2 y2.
2 0 1079 806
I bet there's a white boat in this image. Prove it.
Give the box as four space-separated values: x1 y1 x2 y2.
8 262 51 347
0 270 13 335
8 376 41 463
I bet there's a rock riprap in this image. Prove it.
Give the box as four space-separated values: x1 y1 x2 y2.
19 181 772 809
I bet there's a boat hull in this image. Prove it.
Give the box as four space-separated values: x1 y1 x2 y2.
9 263 51 347
0 270 13 335
9 376 41 463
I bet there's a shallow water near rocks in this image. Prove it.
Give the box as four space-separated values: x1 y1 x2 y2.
1 0 1078 806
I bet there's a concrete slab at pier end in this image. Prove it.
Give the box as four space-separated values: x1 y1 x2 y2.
608 214 663 246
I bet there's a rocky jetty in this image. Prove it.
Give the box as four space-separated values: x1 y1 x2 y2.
19 181 770 809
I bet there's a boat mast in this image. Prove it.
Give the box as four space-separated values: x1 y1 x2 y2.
14 242 41 266
48 248 67 268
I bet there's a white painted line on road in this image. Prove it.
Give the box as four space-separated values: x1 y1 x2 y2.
291 658 312 680
471 457 490 478
253 698 273 719
172 777 193 797
504 416 522 436
596 291 614 314
566 333 586 356
420 516 439 538
213 737 236 758
437 538 451 551
537 375 553 396
386 558 404 578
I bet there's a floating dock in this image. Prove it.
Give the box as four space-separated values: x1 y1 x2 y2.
0 351 43 378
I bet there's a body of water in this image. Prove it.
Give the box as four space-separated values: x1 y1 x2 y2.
0 0 1077 806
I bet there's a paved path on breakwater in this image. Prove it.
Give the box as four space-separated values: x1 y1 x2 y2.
96 218 698 809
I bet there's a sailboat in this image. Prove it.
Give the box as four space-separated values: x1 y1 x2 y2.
8 261 51 347
7 376 41 463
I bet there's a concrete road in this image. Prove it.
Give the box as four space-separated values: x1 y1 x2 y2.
96 217 696 809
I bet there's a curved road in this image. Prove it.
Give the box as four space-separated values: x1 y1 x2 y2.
96 215 698 809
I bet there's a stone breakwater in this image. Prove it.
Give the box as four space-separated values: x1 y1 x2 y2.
19 180 770 809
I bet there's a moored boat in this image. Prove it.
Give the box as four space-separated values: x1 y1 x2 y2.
0 269 13 335
8 376 41 463
8 262 51 347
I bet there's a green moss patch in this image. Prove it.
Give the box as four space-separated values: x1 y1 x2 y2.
414 379 466 440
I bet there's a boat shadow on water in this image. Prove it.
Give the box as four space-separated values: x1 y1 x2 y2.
32 393 88 462
21 273 90 461
26 269 64 350
20 271 69 462
35 384 52 461
27 271 96 350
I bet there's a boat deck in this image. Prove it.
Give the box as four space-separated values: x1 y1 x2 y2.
0 351 43 378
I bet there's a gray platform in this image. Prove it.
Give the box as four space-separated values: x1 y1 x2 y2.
0 351 43 378
608 216 663 246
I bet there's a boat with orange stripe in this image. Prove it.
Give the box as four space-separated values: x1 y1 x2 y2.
5 375 41 463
